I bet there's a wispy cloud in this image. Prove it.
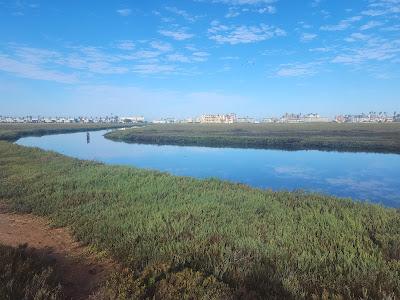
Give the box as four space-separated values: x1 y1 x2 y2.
159 29 194 40
116 8 132 16
150 41 173 52
132 64 176 75
165 6 200 22
167 53 191 63
207 0 276 5
115 40 135 51
224 4 275 18
0 39 212 83
320 16 362 31
332 38 400 64
300 33 317 42
275 62 319 77
208 21 286 44
361 0 400 17
359 21 383 31
0 54 78 83
344 33 370 42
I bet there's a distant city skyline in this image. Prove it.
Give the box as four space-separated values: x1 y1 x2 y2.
2 111 399 124
0 0 399 118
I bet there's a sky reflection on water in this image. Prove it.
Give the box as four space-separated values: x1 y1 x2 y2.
17 130 400 208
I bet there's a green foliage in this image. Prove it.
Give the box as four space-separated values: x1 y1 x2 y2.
0 243 62 300
1 141 399 299
105 123 400 153
95 263 234 299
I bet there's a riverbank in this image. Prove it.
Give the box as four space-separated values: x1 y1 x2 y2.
1 124 399 298
105 123 400 154
0 123 132 142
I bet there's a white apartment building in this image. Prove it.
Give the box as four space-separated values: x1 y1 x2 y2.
199 113 236 124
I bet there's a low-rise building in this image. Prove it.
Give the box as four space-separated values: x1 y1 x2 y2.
121 116 145 123
199 113 236 124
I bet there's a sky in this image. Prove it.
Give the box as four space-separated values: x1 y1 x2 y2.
0 0 399 119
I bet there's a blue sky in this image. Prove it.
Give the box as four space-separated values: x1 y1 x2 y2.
0 0 399 119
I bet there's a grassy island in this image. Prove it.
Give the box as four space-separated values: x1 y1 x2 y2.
0 124 400 299
105 123 400 154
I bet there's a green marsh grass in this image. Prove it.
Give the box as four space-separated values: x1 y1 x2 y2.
0 135 399 298
105 123 400 154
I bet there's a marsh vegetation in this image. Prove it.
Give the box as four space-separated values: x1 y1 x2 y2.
1 124 400 298
0 123 129 142
0 243 62 300
105 123 400 154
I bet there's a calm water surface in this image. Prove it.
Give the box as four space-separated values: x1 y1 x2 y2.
17 130 400 207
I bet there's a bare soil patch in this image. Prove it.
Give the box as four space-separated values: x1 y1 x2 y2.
0 203 117 300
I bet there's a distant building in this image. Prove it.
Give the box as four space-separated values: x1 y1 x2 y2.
280 113 303 123
199 113 236 124
303 113 330 123
236 116 256 123
121 116 145 123
262 117 278 123
280 113 330 123
152 119 167 124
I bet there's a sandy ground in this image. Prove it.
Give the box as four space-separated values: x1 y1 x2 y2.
0 203 116 299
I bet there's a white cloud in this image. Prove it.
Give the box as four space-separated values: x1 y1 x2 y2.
225 9 240 18
192 51 210 62
257 6 276 13
208 0 276 5
208 22 286 44
130 50 161 60
0 40 211 83
332 38 400 64
360 21 383 31
165 6 200 22
192 51 210 57
116 8 132 16
220 56 240 60
0 54 78 83
309 47 332 52
311 0 322 7
167 53 191 63
320 16 362 31
361 0 400 16
344 33 370 42
159 29 194 40
132 64 176 75
150 41 173 52
300 33 317 42
116 40 135 51
275 63 318 77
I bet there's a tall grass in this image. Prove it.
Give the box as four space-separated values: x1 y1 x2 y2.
0 243 62 300
1 140 399 299
105 123 400 154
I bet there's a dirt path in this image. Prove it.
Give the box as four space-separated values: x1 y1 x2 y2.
0 204 116 299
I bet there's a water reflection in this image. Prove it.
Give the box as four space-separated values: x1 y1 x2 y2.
16 130 400 207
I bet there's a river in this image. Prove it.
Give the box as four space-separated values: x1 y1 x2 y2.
16 129 400 207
